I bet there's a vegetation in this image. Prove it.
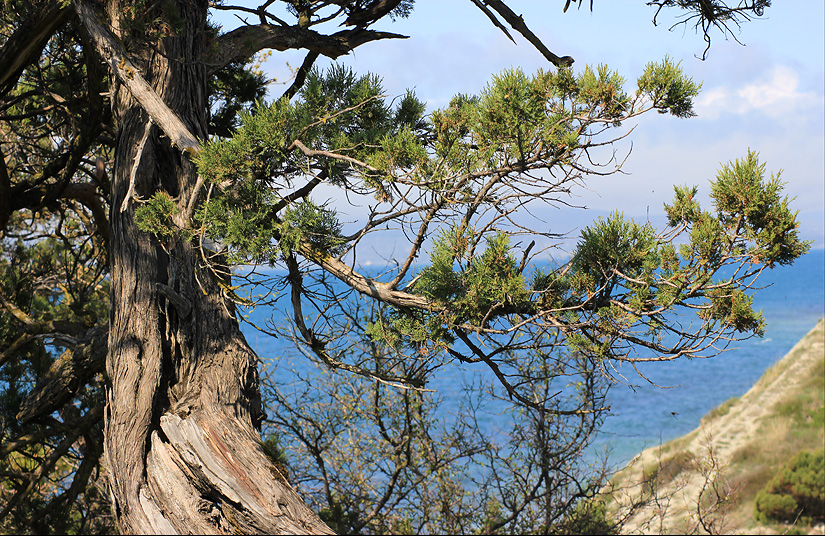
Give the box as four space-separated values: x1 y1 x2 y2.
605 318 825 535
725 330 825 531
755 448 825 525
0 0 803 534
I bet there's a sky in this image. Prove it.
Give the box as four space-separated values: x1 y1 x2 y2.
214 1 825 259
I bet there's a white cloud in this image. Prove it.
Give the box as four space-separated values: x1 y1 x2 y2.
696 65 821 120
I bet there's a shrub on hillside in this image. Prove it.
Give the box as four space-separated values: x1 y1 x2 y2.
552 499 619 535
754 448 825 524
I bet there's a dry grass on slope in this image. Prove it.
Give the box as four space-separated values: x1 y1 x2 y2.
604 318 825 535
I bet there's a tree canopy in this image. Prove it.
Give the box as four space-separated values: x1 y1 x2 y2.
0 0 807 534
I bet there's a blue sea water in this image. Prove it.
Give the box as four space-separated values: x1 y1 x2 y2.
596 247 825 467
241 248 825 469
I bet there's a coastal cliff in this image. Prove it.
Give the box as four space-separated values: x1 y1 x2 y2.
606 318 825 535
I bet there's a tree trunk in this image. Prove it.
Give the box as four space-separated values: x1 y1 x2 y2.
103 0 332 533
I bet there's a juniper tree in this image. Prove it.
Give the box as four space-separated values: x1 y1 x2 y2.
0 0 804 534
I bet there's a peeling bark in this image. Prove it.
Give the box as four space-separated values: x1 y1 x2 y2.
73 0 201 156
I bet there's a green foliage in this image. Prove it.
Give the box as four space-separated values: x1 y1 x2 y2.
196 57 700 212
279 199 345 257
196 179 280 263
552 499 619 535
195 65 429 261
711 150 808 266
665 185 702 226
208 60 268 138
429 92 480 171
196 177 344 263
194 96 294 187
261 433 291 483
261 433 289 467
1 246 54 435
755 448 825 524
530 268 573 310
0 215 112 534
120 0 185 42
2 1 798 533
318 495 363 536
700 286 764 335
636 56 702 117
369 149 807 360
193 58 706 280
571 211 657 293
577 64 629 120
135 191 179 240
377 230 531 346
394 89 428 132
300 64 392 146
478 68 548 148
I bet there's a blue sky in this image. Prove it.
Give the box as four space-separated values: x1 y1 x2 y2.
215 2 825 256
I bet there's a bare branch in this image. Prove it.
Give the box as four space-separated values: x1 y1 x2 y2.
279 51 321 102
647 0 771 59
289 139 380 172
472 0 575 68
206 24 408 75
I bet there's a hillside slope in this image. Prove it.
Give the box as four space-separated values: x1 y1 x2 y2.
607 318 825 535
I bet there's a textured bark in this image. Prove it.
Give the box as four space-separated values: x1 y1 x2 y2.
73 0 200 155
97 0 332 532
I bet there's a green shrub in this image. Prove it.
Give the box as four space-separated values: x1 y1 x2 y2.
754 448 825 524
552 499 619 535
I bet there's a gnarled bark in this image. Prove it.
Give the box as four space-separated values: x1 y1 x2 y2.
95 0 332 532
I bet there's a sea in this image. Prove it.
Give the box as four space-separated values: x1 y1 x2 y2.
593 247 825 467
241 248 825 470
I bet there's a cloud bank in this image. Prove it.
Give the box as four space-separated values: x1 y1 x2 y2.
696 65 821 120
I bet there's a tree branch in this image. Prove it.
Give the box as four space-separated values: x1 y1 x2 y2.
63 182 110 242
279 50 320 102
0 143 10 233
71 0 200 155
0 405 104 522
469 0 515 42
289 139 380 172
0 0 71 97
474 0 575 68
343 0 405 27
206 25 407 75
16 326 108 424
299 241 430 311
